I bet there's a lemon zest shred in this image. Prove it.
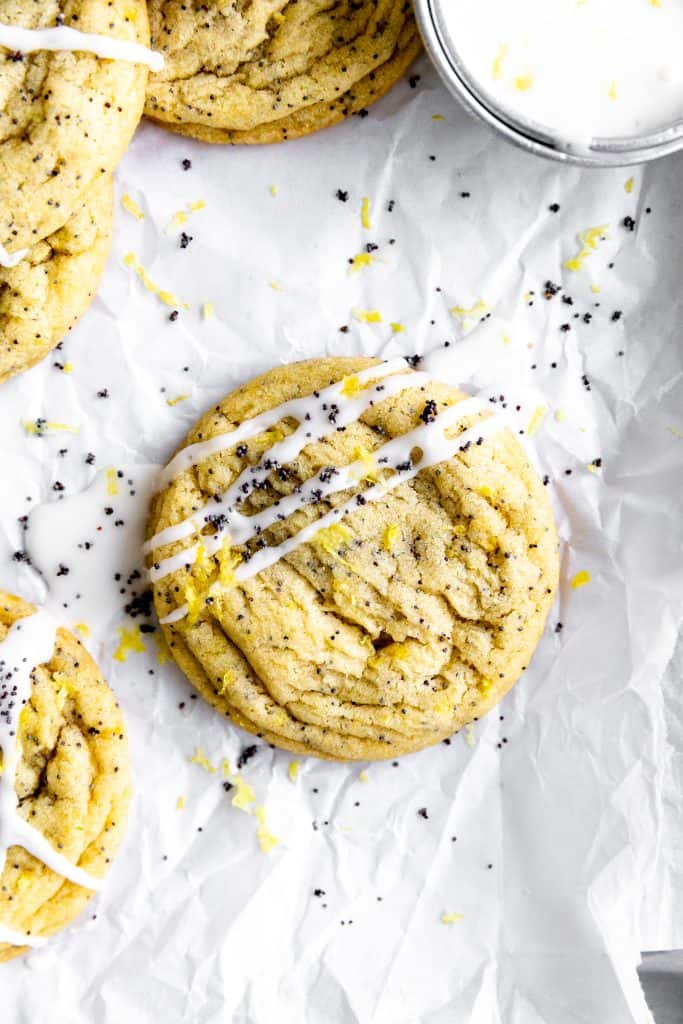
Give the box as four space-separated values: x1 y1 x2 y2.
491 43 508 79
122 193 144 220
441 912 464 925
288 760 300 782
382 524 400 551
255 805 279 853
352 308 382 324
349 251 376 273
361 196 372 229
203 301 214 319
564 225 609 272
123 252 189 308
106 467 119 496
390 322 405 333
526 405 547 437
113 624 145 663
570 570 591 589
74 622 90 638
166 394 189 407
191 747 216 774
176 796 185 811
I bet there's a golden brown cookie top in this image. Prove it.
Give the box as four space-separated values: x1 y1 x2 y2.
0 174 113 384
0 0 150 254
0 591 131 962
147 357 559 762
145 0 418 136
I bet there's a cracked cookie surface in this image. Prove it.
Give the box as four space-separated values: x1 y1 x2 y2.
145 0 421 142
0 0 150 255
147 357 559 761
0 175 113 384
0 591 131 962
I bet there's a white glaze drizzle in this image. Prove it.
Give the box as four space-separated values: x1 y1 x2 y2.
0 22 164 71
0 609 102 948
146 362 433 562
0 241 28 269
151 360 504 625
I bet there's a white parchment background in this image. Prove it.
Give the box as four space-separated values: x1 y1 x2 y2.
1 53 682 1024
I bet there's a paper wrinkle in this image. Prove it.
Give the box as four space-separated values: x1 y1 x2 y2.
0 53 679 1023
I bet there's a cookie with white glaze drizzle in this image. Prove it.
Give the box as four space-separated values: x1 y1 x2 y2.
0 174 113 384
0 0 153 259
146 357 559 761
0 591 131 962
145 0 421 143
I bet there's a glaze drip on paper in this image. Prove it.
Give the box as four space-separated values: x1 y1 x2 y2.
0 609 102 949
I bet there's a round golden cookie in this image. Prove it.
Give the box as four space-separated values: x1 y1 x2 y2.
0 592 131 962
0 175 113 385
147 357 559 761
145 0 421 143
0 0 151 257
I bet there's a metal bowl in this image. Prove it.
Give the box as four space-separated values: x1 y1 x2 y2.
415 0 683 168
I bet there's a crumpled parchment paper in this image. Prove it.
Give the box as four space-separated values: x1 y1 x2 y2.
1 52 682 1024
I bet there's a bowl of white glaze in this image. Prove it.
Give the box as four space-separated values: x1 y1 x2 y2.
415 0 683 167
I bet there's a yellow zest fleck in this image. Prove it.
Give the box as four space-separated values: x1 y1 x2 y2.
352 307 382 324
62 362 73 373
106 467 119 496
270 184 278 196
477 485 493 499
526 405 547 438
123 252 189 309
625 177 634 194
450 299 489 322
432 114 445 121
353 444 378 482
382 524 400 551
570 570 591 589
361 196 372 229
203 301 214 319
591 284 601 293
191 747 216 774
555 408 567 422
349 251 376 273
514 74 535 92
231 772 256 812
74 622 90 638
668 426 683 439
176 796 185 811
167 201 206 231
122 193 144 220
22 419 78 436
491 43 508 79
502 333 511 345
564 225 609 272
340 374 363 398
189 200 206 213
359 770 369 783
166 394 189 407
391 322 405 333
184 578 205 626
217 546 242 587
171 210 188 227
441 912 464 925
288 760 300 782
113 624 145 663
464 723 476 747
608 80 618 101
255 805 279 853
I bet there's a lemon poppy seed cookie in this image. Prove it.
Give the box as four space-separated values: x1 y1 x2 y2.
0 175 113 384
0 0 154 259
145 1 421 143
0 591 131 962
146 357 559 761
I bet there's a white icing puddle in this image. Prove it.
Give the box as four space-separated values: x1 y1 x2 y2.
24 466 160 649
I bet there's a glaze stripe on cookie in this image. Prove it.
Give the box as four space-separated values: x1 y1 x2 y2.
149 360 504 625
0 22 164 71
149 394 489 583
0 610 102 947
0 241 28 269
